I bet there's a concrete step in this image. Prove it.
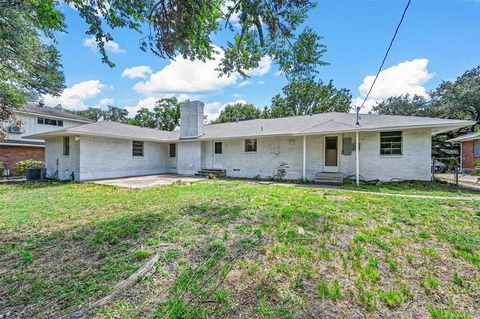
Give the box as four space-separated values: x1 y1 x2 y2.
196 169 226 178
315 172 344 186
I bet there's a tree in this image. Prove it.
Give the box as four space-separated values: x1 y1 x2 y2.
0 3 64 139
431 66 480 124
102 105 129 123
128 108 157 128
372 94 436 117
268 79 352 118
3 0 325 136
75 107 105 122
213 103 262 123
128 97 180 131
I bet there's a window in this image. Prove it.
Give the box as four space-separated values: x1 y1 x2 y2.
214 142 222 154
380 131 402 155
132 141 144 156
245 139 257 152
38 117 63 126
474 140 480 157
63 136 70 156
169 143 176 157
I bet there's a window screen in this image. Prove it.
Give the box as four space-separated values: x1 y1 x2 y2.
474 140 480 157
245 139 257 152
169 143 176 157
214 142 222 154
63 136 70 156
380 131 402 155
132 141 144 156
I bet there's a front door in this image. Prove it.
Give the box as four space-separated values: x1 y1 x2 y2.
324 136 339 172
213 141 223 169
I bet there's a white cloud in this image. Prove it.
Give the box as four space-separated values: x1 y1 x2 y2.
205 99 248 122
99 97 114 107
257 80 266 85
121 66 153 79
44 80 106 110
83 37 126 54
245 56 272 77
237 80 251 88
133 47 238 95
352 58 434 112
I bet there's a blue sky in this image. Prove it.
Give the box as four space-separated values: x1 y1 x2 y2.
45 0 480 120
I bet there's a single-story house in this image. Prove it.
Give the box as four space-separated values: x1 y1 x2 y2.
0 103 91 174
449 132 480 172
24 101 475 184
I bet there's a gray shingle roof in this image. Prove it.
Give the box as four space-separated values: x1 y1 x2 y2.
15 104 93 123
193 112 475 140
24 121 175 142
24 112 476 142
448 132 480 142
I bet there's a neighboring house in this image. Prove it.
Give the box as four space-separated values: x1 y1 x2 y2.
25 101 475 183
449 132 480 172
0 103 92 173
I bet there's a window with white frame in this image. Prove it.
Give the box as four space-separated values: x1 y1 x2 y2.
244 139 257 152
132 141 144 156
380 131 402 155
38 117 63 126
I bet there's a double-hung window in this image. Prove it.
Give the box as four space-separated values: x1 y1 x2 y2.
474 140 480 157
380 131 402 155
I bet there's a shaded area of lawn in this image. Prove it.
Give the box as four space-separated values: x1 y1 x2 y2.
0 181 479 318
341 180 480 197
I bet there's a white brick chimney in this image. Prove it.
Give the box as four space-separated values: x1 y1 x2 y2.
180 101 204 139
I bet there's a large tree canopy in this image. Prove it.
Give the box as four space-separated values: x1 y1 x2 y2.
128 97 180 131
268 79 352 118
0 3 65 138
1 0 324 139
213 102 262 123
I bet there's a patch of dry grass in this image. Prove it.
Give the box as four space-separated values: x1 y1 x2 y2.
0 180 479 318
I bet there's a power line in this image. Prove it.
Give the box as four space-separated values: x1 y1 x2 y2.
359 0 413 110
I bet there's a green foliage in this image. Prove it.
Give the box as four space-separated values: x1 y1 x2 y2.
128 97 181 131
213 102 262 124
427 306 473 319
316 278 341 301
378 290 403 308
15 160 45 174
268 79 352 118
0 3 64 135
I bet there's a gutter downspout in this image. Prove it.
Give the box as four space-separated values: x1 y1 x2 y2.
460 142 463 172
355 130 360 186
302 135 306 180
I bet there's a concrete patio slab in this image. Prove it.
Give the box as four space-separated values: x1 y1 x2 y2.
92 174 204 189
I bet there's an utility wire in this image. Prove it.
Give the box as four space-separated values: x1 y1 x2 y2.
359 0 413 110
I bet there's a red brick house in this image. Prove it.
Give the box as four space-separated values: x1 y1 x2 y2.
450 132 480 172
1 103 91 175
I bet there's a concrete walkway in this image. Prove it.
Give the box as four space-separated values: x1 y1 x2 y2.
92 174 204 189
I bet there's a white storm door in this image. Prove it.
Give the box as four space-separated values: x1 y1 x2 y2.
213 141 223 169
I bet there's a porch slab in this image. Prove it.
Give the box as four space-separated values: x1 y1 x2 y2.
91 174 204 189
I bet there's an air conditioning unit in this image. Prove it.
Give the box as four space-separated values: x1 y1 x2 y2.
9 125 24 134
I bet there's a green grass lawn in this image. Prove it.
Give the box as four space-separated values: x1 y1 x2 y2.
341 180 480 197
0 180 479 318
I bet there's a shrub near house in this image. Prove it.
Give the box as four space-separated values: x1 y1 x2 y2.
15 159 45 175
